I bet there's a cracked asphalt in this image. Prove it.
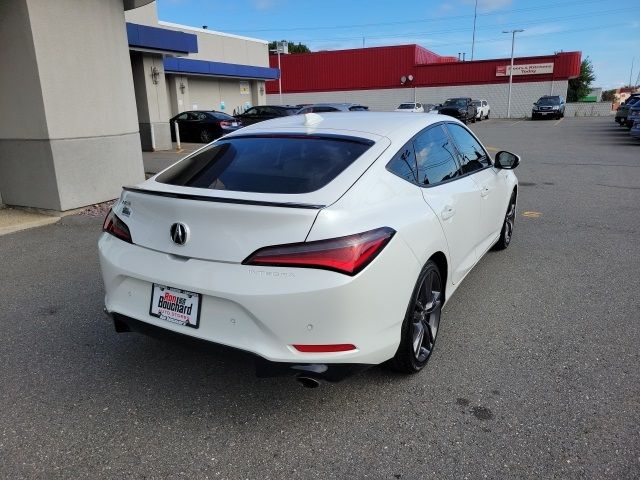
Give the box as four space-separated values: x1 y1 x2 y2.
0 116 638 479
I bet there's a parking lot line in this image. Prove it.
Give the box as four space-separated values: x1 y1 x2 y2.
509 120 523 126
554 117 565 126
486 146 499 152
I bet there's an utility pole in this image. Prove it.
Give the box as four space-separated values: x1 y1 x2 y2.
471 0 478 60
270 41 288 105
503 29 524 118
629 57 635 87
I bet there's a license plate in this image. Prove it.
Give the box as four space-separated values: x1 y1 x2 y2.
149 284 201 328
541 112 548 115
232 122 238 127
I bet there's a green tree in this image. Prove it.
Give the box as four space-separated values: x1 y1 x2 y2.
268 40 311 54
567 57 596 102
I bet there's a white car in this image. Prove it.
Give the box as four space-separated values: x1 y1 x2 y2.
99 112 519 386
395 102 425 113
473 99 491 120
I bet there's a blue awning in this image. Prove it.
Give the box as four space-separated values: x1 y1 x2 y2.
164 57 279 80
127 23 198 55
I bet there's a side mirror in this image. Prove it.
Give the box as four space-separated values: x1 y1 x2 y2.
494 151 520 170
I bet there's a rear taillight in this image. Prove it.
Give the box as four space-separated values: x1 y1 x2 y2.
102 209 132 243
242 227 395 276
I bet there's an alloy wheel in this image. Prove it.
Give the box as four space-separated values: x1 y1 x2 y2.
200 129 213 143
411 269 442 363
503 199 516 244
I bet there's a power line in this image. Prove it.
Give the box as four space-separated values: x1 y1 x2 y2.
226 0 607 34
291 7 634 44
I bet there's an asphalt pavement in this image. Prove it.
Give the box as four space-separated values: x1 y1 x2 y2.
0 116 638 479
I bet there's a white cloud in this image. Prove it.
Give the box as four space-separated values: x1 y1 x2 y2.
252 0 279 10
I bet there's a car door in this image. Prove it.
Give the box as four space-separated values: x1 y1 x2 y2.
414 124 483 284
445 122 509 256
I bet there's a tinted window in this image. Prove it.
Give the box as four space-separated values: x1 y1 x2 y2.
398 104 415 109
176 113 188 120
349 106 368 111
209 112 235 120
243 107 259 116
156 135 372 194
386 141 417 183
537 97 560 106
446 123 490 174
413 125 460 186
313 106 339 112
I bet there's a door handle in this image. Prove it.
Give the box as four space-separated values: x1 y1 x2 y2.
441 206 456 220
480 186 491 197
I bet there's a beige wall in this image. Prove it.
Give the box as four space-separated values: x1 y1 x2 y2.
0 0 144 211
184 77 257 116
124 1 158 25
158 22 270 68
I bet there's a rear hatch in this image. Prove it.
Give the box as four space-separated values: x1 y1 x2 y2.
117 132 390 262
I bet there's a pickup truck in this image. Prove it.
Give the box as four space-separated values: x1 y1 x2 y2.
438 97 477 124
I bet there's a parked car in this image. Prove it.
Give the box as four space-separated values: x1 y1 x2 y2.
532 95 565 120
395 102 425 113
438 98 477 124
169 111 242 143
472 99 490 120
626 104 640 129
423 103 438 113
630 120 640 140
234 105 299 126
296 103 369 113
100 112 519 385
615 95 640 126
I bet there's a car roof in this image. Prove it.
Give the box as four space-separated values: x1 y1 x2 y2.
224 111 461 140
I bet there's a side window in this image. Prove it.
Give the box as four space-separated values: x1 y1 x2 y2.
195 113 207 120
386 141 417 183
314 106 339 112
243 107 258 116
482 101 487 107
413 125 461 186
176 113 188 121
445 123 490 174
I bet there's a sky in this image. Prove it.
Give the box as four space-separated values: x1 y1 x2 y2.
157 0 639 89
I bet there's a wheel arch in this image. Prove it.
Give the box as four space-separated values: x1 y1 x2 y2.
428 251 448 304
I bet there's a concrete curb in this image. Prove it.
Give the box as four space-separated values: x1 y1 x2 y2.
0 209 61 237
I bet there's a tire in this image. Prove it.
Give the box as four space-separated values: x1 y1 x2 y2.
485 111 490 120
391 260 443 374
471 113 476 123
200 129 213 143
493 192 516 250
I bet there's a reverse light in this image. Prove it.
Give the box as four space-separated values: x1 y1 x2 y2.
242 227 395 276
293 344 357 353
102 209 132 243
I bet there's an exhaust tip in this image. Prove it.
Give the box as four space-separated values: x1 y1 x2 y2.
296 376 320 388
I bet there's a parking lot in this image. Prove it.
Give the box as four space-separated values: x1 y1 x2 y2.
0 116 638 479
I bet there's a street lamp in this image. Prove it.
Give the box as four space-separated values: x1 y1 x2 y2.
270 41 288 105
503 29 524 118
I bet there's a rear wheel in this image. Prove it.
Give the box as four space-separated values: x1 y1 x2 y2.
493 192 516 250
392 261 443 374
200 129 213 143
485 111 490 119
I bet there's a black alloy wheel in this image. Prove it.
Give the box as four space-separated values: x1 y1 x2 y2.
493 192 516 250
200 129 214 143
392 260 443 373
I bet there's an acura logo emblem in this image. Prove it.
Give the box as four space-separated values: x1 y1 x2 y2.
170 223 188 245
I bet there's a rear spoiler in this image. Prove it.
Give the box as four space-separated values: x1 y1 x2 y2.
122 186 325 210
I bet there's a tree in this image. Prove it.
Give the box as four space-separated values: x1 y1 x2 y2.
268 40 311 54
601 89 616 102
567 57 596 102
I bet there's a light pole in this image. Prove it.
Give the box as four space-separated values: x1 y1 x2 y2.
503 29 524 118
471 0 478 60
270 41 288 105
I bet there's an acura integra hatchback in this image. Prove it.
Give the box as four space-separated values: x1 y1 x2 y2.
100 112 519 386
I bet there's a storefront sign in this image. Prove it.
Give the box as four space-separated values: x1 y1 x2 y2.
496 63 554 76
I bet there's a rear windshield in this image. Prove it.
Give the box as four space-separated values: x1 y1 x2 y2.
397 104 416 109
156 135 373 194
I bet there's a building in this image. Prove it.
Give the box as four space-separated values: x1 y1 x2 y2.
267 44 581 117
0 0 276 213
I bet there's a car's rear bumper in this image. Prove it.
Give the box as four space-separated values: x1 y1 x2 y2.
99 232 419 367
109 312 371 382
